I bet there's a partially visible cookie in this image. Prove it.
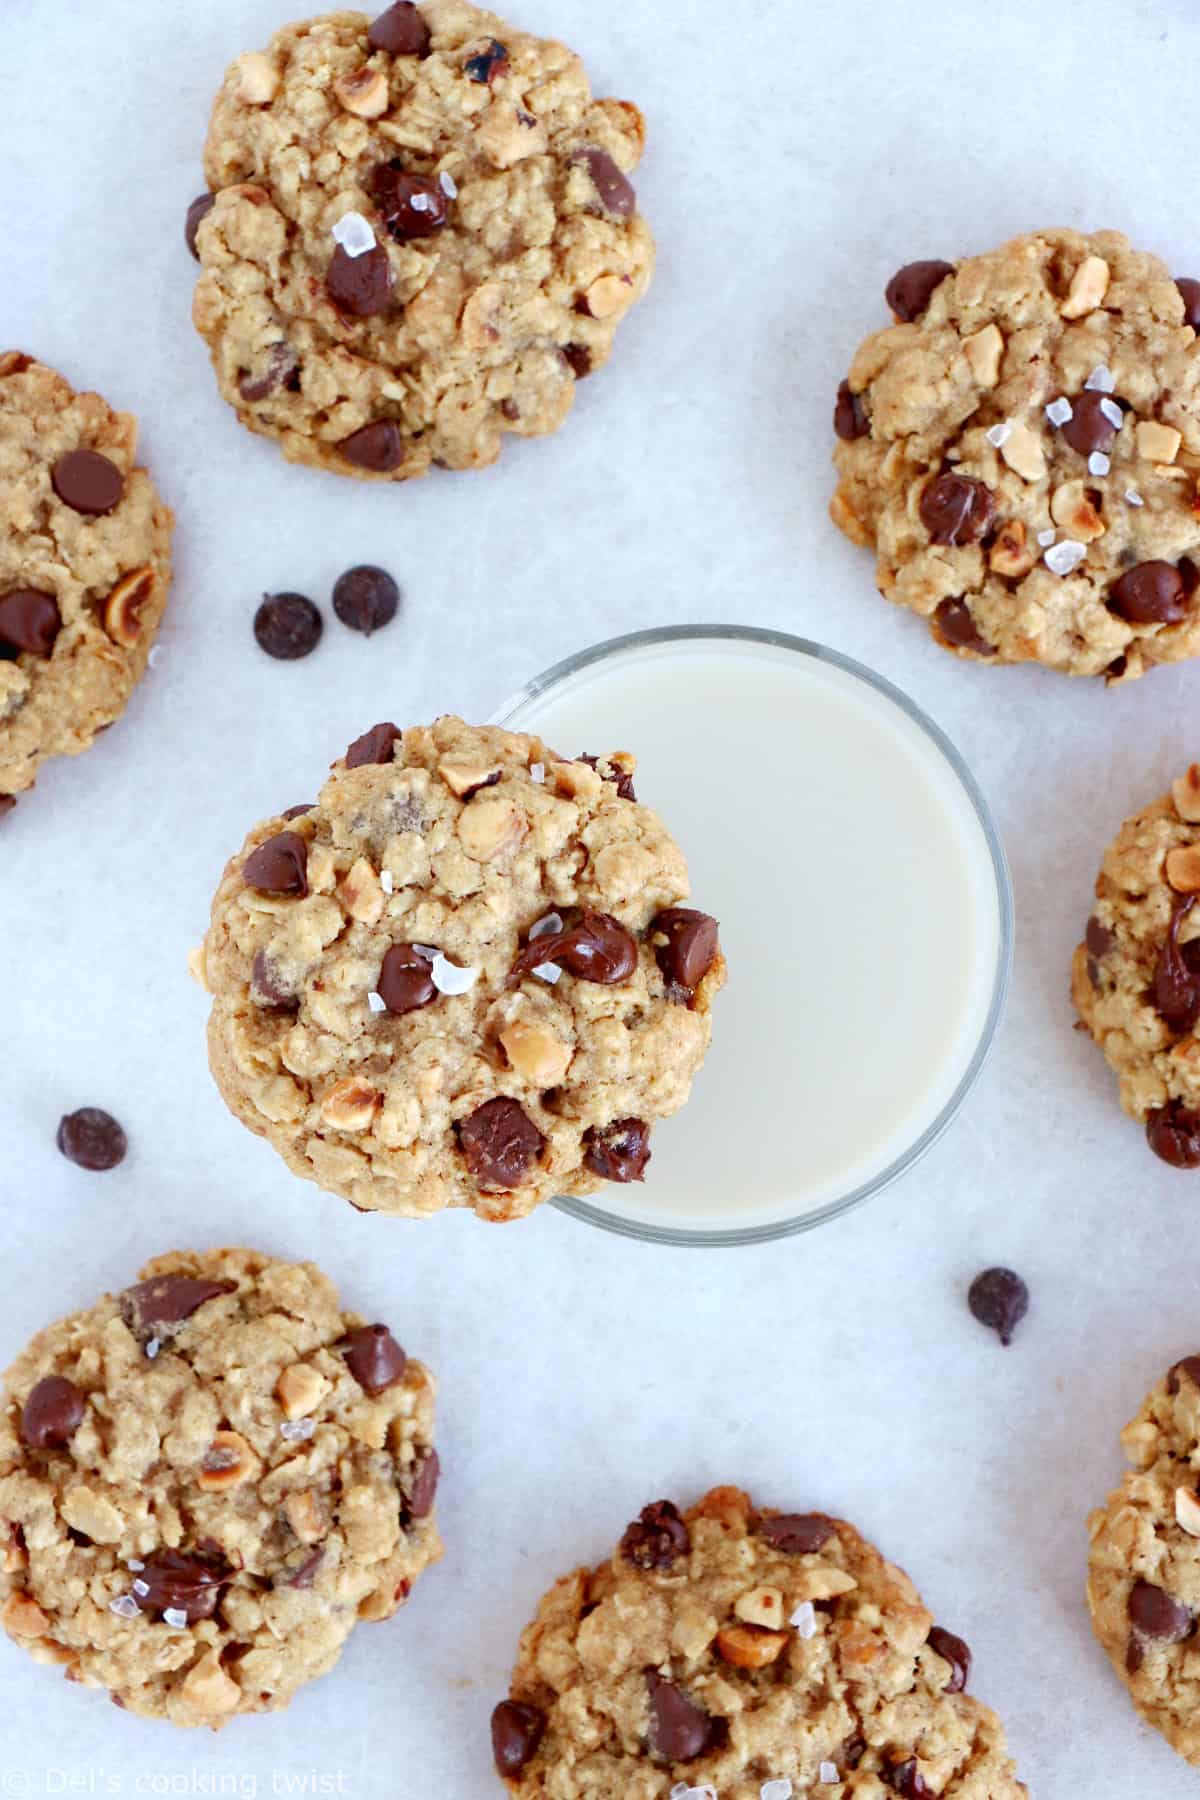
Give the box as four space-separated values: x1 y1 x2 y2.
0 1248 440 1726
198 717 724 1221
831 229 1200 680
190 0 653 481
491 1485 1027 1797
1088 1354 1200 1765
0 354 172 806
1072 767 1200 1168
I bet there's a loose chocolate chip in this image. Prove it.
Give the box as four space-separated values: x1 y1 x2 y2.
758 1513 834 1554
620 1500 690 1570
21 1376 85 1449
933 596 995 656
239 343 299 404
885 259 955 322
0 589 61 657
464 37 508 82
458 1096 544 1190
342 1323 408 1395
1129 1579 1195 1642
584 1118 651 1183
884 1758 932 1798
563 343 592 379
185 192 215 259
1168 1356 1200 1394
243 831 308 896
122 1274 236 1334
1178 278 1200 332
367 0 431 54
646 1672 720 1762
251 949 297 1009
511 910 638 985
406 1447 440 1519
834 377 869 441
138 1548 231 1623
339 419 404 472
346 721 402 768
1109 560 1189 625
253 592 322 661
371 161 450 241
56 1108 127 1172
651 908 720 995
327 244 394 318
1153 897 1200 1031
378 943 437 1014
572 147 636 218
918 472 996 546
491 1700 546 1777
926 1625 971 1693
1061 390 1121 457
52 449 125 517
967 1267 1029 1346
579 753 636 800
1147 1100 1200 1168
332 564 400 635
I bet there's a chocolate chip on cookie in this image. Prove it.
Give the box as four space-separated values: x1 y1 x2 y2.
239 342 300 403
464 37 509 82
967 1267 1029 1346
651 907 720 996
491 1700 546 1776
338 420 404 473
458 1096 544 1190
251 949 298 1010
885 259 954 321
21 1376 85 1449
579 752 637 800
1108 560 1189 625
620 1500 690 1569
254 592 323 660
185 192 216 259
918 473 996 546
1178 277 1200 332
332 565 400 635
371 162 450 241
1167 1356 1200 1394
884 1757 933 1797
834 378 869 441
926 1625 971 1693
342 1324 407 1395
367 1 431 55
0 590 61 657
326 244 394 318
758 1513 833 1554
242 832 308 896
572 147 636 218
1147 1100 1200 1168
56 1107 127 1172
1060 389 1122 457
137 1549 231 1623
646 1672 724 1761
1153 898 1200 1031
584 1118 651 1182
1129 1580 1195 1643
121 1274 236 1335
52 449 125 516
405 1448 440 1519
377 943 437 1015
345 722 402 768
511 910 638 985
934 597 996 656
1085 914 1115 983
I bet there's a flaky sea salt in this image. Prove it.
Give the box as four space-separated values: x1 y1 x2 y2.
1085 363 1115 393
162 1608 188 1630
984 421 1012 448
1088 451 1111 476
147 646 163 669
439 170 458 199
1125 487 1145 507
790 1600 816 1638
280 1417 316 1442
410 192 433 214
1044 397 1073 427
529 913 562 941
109 1594 141 1620
331 210 376 258
127 1559 144 1572
670 1787 717 1800
1037 527 1056 547
431 953 479 996
761 1781 793 1800
819 1765 839 1785
379 870 394 893
368 991 387 1014
1044 538 1087 576
533 962 562 985
529 762 545 784
131 1579 150 1599
145 1338 161 1360
1099 396 1124 430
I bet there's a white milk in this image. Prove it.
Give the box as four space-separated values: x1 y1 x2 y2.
497 633 1007 1240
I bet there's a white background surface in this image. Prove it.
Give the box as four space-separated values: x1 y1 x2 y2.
2 0 1199 1792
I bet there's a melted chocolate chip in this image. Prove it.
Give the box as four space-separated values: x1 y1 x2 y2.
367 0 431 54
342 1324 407 1395
572 147 636 218
918 473 996 545
254 592 322 661
138 1548 231 1622
406 1448 440 1519
185 192 216 258
758 1513 834 1554
239 343 299 404
511 909 638 985
1129 1579 1195 1642
885 259 955 321
56 1108 126 1172
327 244 393 318
21 1376 85 1449
122 1274 236 1334
646 1672 721 1762
884 1758 932 1798
0 589 61 657
1061 390 1121 457
1178 278 1200 332
332 565 400 635
620 1500 690 1570
339 420 404 472
1109 561 1189 625
1153 897 1200 1031
491 1700 545 1776
243 832 308 896
934 596 995 656
926 1625 971 1693
1147 1100 1200 1168
967 1267 1028 1345
464 38 508 82
458 1096 544 1190
579 753 636 800
583 1118 651 1182
834 378 869 440
346 722 402 768
1167 1356 1200 1395
371 162 450 241
378 943 437 1015
650 908 720 995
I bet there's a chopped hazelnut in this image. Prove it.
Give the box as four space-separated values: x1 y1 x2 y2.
988 518 1036 577
197 1430 259 1493
1050 480 1105 542
1176 1487 1200 1537
499 1019 573 1086
999 422 1046 483
733 1585 786 1628
1136 420 1183 465
276 1363 330 1421
1173 766 1200 824
1060 255 1110 319
236 52 281 104
103 567 157 649
180 1648 241 1716
283 1489 327 1545
333 66 389 118
578 274 635 321
1 1592 49 1638
715 1624 789 1669
319 1075 382 1132
963 323 1004 387
457 795 526 862
1166 845 1200 893
438 757 502 798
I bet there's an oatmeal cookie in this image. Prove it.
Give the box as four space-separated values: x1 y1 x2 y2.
0 1248 440 1726
1088 1353 1200 1765
1071 766 1200 1168
190 0 653 481
831 228 1200 679
0 354 172 807
490 1485 1027 1798
198 718 724 1221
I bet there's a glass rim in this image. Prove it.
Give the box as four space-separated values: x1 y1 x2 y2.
492 623 1015 1248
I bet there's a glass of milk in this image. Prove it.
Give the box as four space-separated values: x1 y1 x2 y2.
493 626 1012 1245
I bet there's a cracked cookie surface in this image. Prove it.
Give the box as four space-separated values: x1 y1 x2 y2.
199 717 724 1222
491 1485 1027 1798
0 1247 440 1727
0 354 172 804
831 228 1200 680
1071 768 1200 1169
191 0 653 482
1088 1355 1200 1766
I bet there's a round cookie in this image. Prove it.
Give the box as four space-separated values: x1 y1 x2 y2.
198 717 724 1221
190 0 653 482
0 1248 440 1727
831 228 1200 680
490 1485 1027 1798
0 354 172 807
1071 766 1200 1168
1087 1354 1200 1765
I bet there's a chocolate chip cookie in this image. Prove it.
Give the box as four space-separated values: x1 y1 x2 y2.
0 354 172 806
198 718 724 1221
491 1485 1027 1797
1087 1354 1200 1765
0 1248 440 1726
190 0 653 481
1071 768 1200 1168
832 229 1200 680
